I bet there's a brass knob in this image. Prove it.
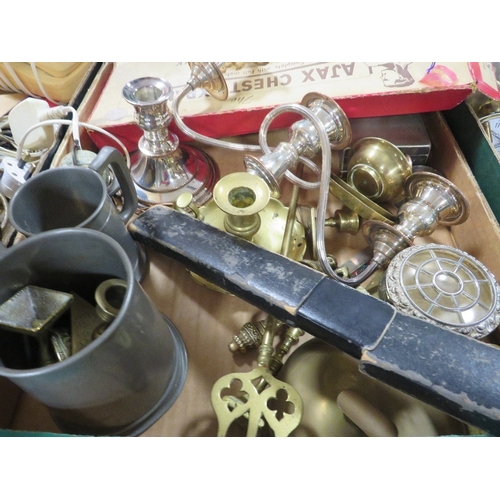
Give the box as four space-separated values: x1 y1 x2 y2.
325 207 360 234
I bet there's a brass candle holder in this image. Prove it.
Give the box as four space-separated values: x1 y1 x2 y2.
179 171 307 292
346 137 413 203
213 172 270 241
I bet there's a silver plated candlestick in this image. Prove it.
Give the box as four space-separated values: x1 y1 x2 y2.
243 92 352 198
123 76 219 206
363 171 470 268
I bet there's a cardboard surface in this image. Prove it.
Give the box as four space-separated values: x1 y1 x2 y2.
4 111 500 436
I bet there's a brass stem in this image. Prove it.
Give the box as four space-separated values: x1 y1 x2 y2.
280 164 304 258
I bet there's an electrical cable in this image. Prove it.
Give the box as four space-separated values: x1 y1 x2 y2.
0 68 19 92
15 118 130 168
29 62 62 105
3 63 38 98
0 63 63 105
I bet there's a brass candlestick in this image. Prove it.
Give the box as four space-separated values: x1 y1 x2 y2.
181 172 306 292
213 172 270 241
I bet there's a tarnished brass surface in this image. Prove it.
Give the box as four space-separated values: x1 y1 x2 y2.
0 286 73 336
325 207 360 235
346 137 412 203
211 181 305 436
213 172 270 241
70 293 102 355
329 174 398 223
477 99 500 118
211 315 303 437
278 338 468 437
188 173 306 292
229 320 266 353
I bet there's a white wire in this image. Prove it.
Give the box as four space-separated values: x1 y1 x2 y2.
30 62 61 105
0 63 63 105
15 118 130 168
0 68 19 92
3 63 38 98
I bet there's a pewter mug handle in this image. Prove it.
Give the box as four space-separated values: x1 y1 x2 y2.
88 146 138 223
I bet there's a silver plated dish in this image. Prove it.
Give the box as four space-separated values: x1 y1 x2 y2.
381 243 500 339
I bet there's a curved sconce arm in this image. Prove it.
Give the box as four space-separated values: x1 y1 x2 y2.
296 105 379 286
171 65 262 153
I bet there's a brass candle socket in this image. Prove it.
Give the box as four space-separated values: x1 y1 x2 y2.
325 207 360 235
363 171 470 267
123 76 219 206
198 172 306 258
346 137 412 203
243 93 352 198
213 172 271 241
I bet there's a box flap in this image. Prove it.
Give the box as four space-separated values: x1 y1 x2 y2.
86 62 483 151
468 62 500 100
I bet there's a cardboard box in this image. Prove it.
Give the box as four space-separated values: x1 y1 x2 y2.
85 62 500 153
2 109 500 436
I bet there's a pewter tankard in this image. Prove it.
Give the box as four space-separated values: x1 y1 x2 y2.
0 228 187 436
8 146 147 281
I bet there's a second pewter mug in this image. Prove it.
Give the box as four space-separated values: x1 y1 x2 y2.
8 146 148 282
0 228 187 436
